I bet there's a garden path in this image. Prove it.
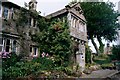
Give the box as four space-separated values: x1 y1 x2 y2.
81 69 119 78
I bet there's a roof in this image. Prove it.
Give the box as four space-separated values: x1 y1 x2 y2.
46 2 86 22
1 0 21 9
29 0 37 4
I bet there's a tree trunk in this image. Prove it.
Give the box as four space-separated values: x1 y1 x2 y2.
97 37 104 54
91 37 100 54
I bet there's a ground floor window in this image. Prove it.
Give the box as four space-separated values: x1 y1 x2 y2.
30 46 38 57
6 39 10 52
34 47 37 55
12 40 17 53
0 38 3 52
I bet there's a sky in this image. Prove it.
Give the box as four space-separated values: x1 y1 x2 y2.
8 0 120 52
8 0 120 16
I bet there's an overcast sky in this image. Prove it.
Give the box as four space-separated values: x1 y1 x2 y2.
8 0 120 16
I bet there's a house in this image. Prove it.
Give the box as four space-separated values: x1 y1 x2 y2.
0 0 39 57
104 43 112 55
0 0 88 69
46 2 87 69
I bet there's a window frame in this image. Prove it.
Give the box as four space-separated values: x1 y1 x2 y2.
3 7 9 19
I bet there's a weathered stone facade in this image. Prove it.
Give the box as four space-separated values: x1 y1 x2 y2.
46 2 87 69
0 0 88 69
0 0 39 57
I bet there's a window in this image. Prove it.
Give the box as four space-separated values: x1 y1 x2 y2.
73 19 76 28
13 40 16 52
30 46 38 57
0 38 3 52
0 3 1 17
30 46 32 52
71 18 73 27
28 18 32 26
6 39 10 52
34 47 37 55
79 22 84 32
10 8 14 19
3 7 8 19
33 19 36 27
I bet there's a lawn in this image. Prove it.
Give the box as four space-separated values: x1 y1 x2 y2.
93 54 112 65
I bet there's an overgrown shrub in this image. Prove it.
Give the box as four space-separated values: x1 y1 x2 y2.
85 45 92 63
101 63 114 69
111 45 120 60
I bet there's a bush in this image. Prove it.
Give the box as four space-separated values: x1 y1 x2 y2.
101 63 114 69
3 61 42 78
32 57 54 70
3 57 55 78
111 45 120 60
85 45 92 63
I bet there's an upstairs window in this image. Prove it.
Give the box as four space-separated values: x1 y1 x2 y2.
28 18 32 26
10 8 14 19
79 22 84 32
33 19 36 27
0 4 1 17
3 7 9 19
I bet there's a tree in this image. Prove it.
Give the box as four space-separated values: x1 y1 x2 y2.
80 2 119 54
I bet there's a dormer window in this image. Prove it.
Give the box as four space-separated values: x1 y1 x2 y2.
3 7 8 19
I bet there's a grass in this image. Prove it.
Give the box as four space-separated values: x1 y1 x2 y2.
93 54 112 65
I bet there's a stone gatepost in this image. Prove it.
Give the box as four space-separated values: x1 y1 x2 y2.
76 41 85 71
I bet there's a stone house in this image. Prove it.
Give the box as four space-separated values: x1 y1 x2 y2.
104 43 112 55
46 2 87 69
0 0 87 69
0 0 39 57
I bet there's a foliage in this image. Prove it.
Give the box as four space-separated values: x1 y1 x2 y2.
2 52 23 78
32 57 54 70
80 2 119 54
111 45 120 60
32 19 72 66
94 54 111 65
95 54 109 59
85 44 92 63
101 63 114 69
64 64 82 77
2 52 22 69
